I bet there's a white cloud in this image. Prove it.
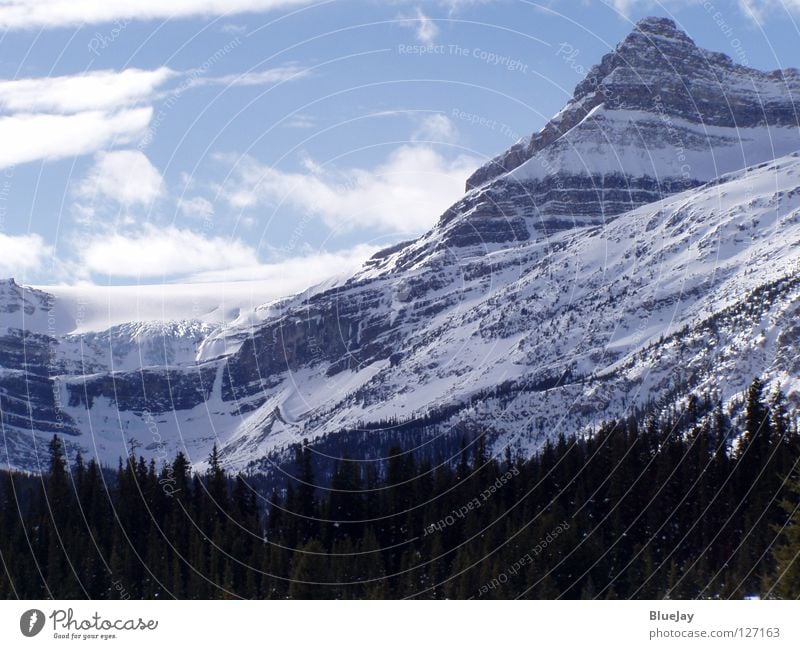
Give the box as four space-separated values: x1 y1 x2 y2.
283 113 316 129
194 64 310 88
0 68 173 169
0 68 173 114
432 0 494 15
736 0 800 23
400 8 440 45
601 0 638 15
77 150 163 207
0 108 152 168
76 224 376 286
0 61 305 171
0 232 51 276
0 0 315 30
80 225 259 278
411 113 458 142
218 145 479 233
178 196 215 219
39 244 382 331
188 243 380 284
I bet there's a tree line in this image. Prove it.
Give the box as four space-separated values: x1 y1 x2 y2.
1 377 799 599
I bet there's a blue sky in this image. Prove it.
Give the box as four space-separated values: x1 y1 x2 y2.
1 0 799 291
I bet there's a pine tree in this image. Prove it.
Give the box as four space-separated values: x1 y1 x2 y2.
288 539 327 599
770 475 800 598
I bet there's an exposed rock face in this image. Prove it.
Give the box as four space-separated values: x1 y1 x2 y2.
65 365 217 414
0 330 80 435
574 17 800 128
0 279 82 463
464 17 800 232
0 278 58 327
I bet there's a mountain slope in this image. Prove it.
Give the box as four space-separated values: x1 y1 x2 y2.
211 152 800 469
3 17 800 473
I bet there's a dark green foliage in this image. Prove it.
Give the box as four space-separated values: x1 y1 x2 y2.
1 378 799 599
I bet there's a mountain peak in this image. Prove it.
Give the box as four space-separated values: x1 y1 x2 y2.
613 16 698 64
632 16 685 37
465 17 800 192
572 17 702 105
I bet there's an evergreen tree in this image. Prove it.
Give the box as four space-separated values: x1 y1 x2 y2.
770 475 800 598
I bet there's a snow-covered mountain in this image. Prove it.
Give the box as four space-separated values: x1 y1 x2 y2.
467 17 800 197
3 17 800 473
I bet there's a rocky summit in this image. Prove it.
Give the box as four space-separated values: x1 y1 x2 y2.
3 18 800 474
464 17 800 229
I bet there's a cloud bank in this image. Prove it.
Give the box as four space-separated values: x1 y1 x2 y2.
218 140 478 234
0 232 51 277
0 0 313 30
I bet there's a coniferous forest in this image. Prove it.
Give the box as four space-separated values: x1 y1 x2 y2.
1 378 800 599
